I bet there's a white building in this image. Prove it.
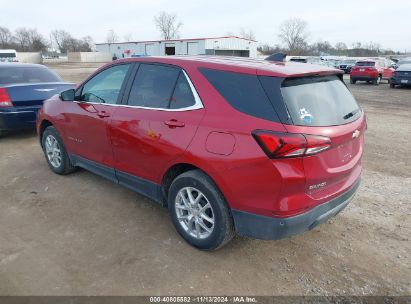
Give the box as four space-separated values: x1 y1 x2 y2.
96 36 257 58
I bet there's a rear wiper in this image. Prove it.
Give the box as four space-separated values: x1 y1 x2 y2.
343 109 360 120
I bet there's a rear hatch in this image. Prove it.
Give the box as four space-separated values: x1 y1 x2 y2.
5 83 74 107
258 74 364 208
352 61 376 76
278 75 365 204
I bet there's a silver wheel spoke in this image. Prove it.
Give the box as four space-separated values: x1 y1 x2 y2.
200 212 214 224
175 187 215 240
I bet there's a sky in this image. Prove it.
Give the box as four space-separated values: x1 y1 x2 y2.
2 0 411 52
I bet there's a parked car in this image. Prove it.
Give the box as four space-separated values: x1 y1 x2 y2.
0 49 18 63
0 63 74 136
37 56 365 250
350 59 394 85
390 64 411 88
337 59 357 74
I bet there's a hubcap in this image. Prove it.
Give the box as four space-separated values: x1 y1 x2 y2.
45 135 62 168
175 187 215 239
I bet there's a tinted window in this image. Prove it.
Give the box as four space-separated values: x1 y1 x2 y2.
0 53 16 58
0 66 62 85
280 76 360 126
128 64 180 108
170 73 196 109
200 68 279 122
80 64 130 104
356 61 375 67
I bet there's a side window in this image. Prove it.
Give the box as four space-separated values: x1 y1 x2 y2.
200 68 280 122
127 64 180 108
80 64 130 104
170 73 196 109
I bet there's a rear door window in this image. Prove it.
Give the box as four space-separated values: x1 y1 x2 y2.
127 64 180 108
280 76 361 126
200 68 280 122
170 73 196 109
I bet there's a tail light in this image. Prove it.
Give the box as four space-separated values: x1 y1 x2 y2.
252 131 331 158
0 88 13 107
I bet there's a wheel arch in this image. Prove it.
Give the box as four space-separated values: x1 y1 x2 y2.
39 119 53 146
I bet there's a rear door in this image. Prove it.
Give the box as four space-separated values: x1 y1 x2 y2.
110 63 205 186
263 75 365 206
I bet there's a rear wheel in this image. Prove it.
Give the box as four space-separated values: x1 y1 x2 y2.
42 126 76 175
390 82 395 88
350 78 356 84
168 170 234 250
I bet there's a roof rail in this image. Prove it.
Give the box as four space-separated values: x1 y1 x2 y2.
265 53 287 62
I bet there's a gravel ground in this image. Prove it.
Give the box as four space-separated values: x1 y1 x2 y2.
0 63 410 296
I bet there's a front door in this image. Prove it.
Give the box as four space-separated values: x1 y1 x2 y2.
62 63 132 170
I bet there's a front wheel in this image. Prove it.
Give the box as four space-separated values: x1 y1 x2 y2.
42 126 76 175
168 170 234 250
350 78 356 84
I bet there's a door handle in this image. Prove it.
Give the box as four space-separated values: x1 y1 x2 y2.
97 111 110 118
164 119 185 128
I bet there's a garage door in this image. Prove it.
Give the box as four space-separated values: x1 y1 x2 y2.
187 42 199 55
145 44 154 55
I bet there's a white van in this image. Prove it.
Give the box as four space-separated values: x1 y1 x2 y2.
0 49 18 63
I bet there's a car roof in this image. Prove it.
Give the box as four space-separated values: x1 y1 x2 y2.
397 64 411 71
0 63 47 68
115 55 341 77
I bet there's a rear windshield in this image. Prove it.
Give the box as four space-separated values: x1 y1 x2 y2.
0 66 62 85
356 61 375 67
280 76 361 126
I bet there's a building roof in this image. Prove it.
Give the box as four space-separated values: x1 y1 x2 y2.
114 55 341 77
96 36 257 45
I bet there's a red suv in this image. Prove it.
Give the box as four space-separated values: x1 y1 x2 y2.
37 56 365 250
350 59 394 85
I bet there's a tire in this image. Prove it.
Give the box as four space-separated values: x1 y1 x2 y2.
350 78 356 84
168 169 234 250
42 126 76 175
390 82 395 88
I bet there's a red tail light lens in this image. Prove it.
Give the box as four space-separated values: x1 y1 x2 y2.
0 88 12 107
252 131 331 158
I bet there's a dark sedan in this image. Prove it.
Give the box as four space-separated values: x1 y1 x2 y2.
0 63 74 136
390 64 411 88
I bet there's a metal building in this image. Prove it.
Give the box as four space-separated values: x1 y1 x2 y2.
95 36 257 58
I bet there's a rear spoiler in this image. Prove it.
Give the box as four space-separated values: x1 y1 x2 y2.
265 53 287 62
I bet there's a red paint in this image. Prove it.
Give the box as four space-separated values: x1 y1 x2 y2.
351 59 394 82
37 56 365 219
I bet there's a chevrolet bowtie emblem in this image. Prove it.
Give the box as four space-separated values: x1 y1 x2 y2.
352 130 361 139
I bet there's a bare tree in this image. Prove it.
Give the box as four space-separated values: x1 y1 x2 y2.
106 29 119 43
14 28 47 52
335 42 347 52
51 30 72 52
154 12 182 40
0 26 14 48
123 32 133 42
239 28 256 40
278 18 309 55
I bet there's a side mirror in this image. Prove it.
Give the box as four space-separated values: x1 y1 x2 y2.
59 89 75 101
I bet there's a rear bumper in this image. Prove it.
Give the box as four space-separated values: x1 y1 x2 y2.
0 107 39 130
391 77 411 85
232 178 360 240
350 76 377 81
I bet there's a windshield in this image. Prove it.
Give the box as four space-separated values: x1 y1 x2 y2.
0 53 16 58
280 76 361 126
0 66 62 85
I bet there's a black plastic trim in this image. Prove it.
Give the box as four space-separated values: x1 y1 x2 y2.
232 178 361 240
69 154 162 204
